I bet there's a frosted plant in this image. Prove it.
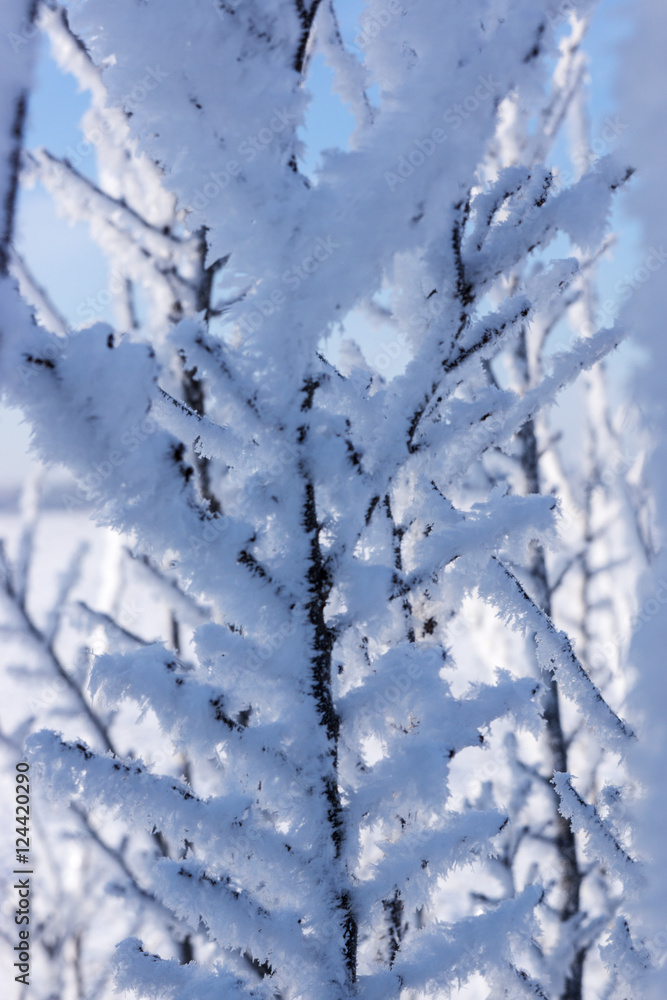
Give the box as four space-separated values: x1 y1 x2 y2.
0 1 647 997
2 6 232 994
436 16 651 999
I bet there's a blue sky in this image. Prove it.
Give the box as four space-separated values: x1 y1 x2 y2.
1 0 641 490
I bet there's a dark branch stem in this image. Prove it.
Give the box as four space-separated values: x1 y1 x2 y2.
34 149 185 248
515 326 584 1000
2 578 116 755
300 447 357 983
71 803 194 965
294 0 323 73
1 19 35 276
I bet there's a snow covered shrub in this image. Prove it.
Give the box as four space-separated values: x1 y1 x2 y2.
0 0 646 997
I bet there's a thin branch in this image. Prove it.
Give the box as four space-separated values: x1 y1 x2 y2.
29 149 185 252
294 0 323 74
76 600 150 647
1 572 117 754
9 247 69 336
